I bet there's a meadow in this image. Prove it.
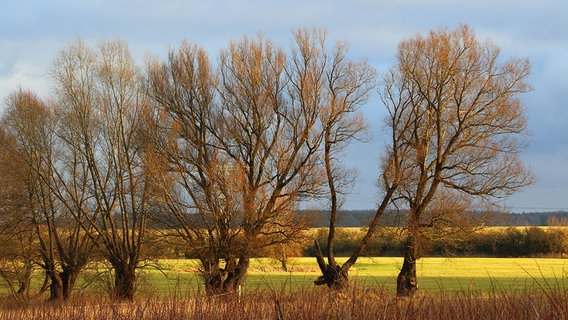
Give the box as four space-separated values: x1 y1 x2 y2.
1 257 568 319
145 257 568 295
4 257 568 296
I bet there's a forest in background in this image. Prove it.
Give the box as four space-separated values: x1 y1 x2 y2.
304 210 568 227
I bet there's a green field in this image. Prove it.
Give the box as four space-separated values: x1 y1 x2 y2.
139 257 568 295
3 257 567 297
2 257 568 320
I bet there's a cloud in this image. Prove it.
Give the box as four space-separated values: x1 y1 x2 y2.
0 39 55 109
1 0 567 211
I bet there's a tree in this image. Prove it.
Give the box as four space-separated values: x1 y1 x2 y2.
146 41 246 295
50 39 156 300
146 32 324 295
0 128 38 302
1 90 94 301
293 29 394 289
380 24 534 296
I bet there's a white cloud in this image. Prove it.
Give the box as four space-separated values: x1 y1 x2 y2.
1 0 567 211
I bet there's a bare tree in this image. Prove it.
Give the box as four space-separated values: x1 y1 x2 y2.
1 90 94 301
211 32 325 293
50 39 155 300
0 128 38 302
380 24 534 296
146 41 242 294
147 32 326 294
289 29 394 289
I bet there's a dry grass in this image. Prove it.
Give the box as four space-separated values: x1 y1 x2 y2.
2 257 568 319
0 285 567 320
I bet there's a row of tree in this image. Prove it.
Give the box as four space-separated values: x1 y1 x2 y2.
308 226 568 258
307 210 568 228
0 25 532 301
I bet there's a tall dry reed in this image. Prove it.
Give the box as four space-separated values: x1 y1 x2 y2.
0 285 566 319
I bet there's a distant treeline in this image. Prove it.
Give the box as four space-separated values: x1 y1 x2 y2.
303 226 568 258
301 210 568 228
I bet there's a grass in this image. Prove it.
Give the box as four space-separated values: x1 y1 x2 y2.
2 257 568 319
135 257 568 296
0 284 567 319
2 257 568 297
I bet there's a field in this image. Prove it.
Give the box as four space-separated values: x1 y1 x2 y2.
1 257 568 319
145 257 568 295
4 257 567 296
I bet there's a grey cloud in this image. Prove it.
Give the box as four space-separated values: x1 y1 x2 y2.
1 0 567 211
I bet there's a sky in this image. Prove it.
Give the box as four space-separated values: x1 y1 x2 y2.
1 0 567 212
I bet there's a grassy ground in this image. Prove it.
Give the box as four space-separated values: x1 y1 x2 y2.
2 257 567 297
139 257 568 296
1 285 567 319
1 258 568 319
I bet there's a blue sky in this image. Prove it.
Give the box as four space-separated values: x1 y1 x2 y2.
1 0 567 212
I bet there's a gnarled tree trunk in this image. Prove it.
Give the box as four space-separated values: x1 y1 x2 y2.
202 257 249 296
396 233 418 297
313 240 349 291
314 264 349 291
48 271 64 302
44 261 85 301
16 260 33 297
61 267 80 299
112 262 136 300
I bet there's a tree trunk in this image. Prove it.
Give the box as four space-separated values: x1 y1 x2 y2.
16 261 33 296
16 277 30 296
220 256 249 295
48 272 64 302
61 267 80 299
314 264 349 290
397 233 418 297
280 244 288 272
112 263 136 300
45 266 81 301
201 257 250 296
313 240 349 290
280 259 288 272
202 265 224 296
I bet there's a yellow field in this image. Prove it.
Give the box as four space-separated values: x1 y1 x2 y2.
146 257 568 294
